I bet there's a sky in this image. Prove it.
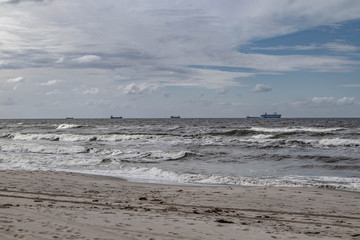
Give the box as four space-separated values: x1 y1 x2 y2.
1 0 360 118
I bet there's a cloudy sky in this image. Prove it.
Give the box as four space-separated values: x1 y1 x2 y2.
1 0 360 118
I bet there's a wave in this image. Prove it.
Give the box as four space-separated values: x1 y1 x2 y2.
229 137 360 149
206 127 344 140
250 127 343 133
101 150 195 163
210 129 255 136
296 155 354 163
71 167 360 192
318 138 360 147
6 132 164 143
299 164 360 171
0 142 88 155
251 134 274 139
9 133 96 142
56 124 82 129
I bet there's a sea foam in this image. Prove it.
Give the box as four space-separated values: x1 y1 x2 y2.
56 124 82 129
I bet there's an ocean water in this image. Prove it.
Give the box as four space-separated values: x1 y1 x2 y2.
0 118 359 191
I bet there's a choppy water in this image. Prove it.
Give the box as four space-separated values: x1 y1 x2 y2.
0 118 359 191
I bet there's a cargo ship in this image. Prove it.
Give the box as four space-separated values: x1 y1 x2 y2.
260 112 281 118
110 115 122 119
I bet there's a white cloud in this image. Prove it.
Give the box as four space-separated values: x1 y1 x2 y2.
252 84 272 92
7 77 24 83
323 42 359 52
45 89 60 95
294 96 358 107
250 42 359 53
78 100 112 108
73 87 99 95
333 97 358 105
229 52 358 73
176 69 254 89
40 79 60 86
120 83 160 95
83 88 98 94
73 55 101 64
114 75 130 81
0 0 50 4
55 57 64 63
1 1 359 73
0 1 360 117
250 44 318 51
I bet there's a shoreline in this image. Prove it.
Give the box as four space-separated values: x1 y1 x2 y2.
0 170 359 239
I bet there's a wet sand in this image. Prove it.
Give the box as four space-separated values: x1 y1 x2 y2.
0 170 359 240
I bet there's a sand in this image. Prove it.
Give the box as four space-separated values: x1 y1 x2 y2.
0 171 359 240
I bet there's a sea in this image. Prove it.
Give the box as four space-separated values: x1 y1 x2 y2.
0 118 359 191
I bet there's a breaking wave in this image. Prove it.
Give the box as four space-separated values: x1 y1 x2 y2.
250 127 343 133
318 138 360 147
72 167 360 192
105 151 195 163
1 118 359 192
56 124 82 129
0 142 88 155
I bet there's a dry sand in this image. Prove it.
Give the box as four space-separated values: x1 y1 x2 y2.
0 170 359 240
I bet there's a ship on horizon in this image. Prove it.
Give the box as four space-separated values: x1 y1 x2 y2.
260 112 281 118
110 115 122 119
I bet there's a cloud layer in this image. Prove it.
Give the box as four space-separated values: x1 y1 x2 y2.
0 0 359 117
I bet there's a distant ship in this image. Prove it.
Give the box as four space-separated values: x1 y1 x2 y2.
260 112 281 118
170 116 180 119
110 115 122 119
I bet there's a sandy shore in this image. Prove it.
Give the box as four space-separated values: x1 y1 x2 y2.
0 171 359 240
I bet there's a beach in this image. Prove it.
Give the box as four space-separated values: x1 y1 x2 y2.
0 171 359 240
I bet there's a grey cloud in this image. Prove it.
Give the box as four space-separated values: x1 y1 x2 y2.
1 0 50 4
1 1 360 118
163 92 170 98
2 97 16 105
1 1 360 74
73 87 99 95
252 84 272 92
120 83 160 95
249 42 359 53
216 88 228 95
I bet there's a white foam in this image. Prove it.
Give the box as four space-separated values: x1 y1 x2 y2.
251 127 342 133
0 142 87 155
318 138 360 147
56 124 82 129
68 166 360 191
116 150 189 163
8 132 176 144
58 134 96 142
251 134 273 139
11 133 95 142
12 133 57 141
